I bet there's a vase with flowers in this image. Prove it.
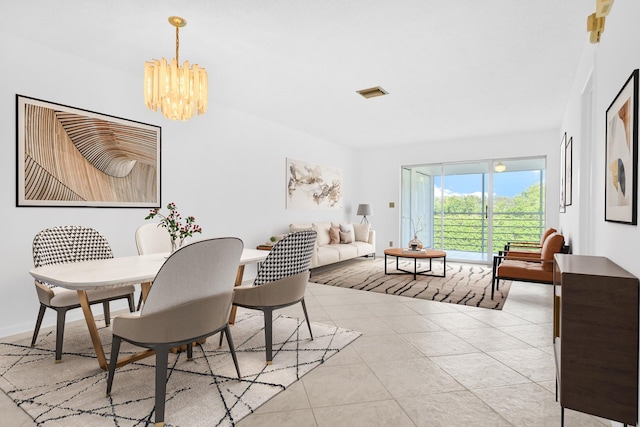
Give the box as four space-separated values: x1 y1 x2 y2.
145 202 203 252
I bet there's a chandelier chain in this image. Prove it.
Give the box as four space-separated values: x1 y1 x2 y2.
175 26 180 64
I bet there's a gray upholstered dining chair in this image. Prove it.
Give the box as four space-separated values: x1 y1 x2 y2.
106 237 243 427
231 230 317 365
134 223 172 309
135 223 172 255
31 226 136 362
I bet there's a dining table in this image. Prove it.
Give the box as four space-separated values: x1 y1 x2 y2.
29 248 268 371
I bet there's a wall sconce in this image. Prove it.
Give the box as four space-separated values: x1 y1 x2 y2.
587 0 614 43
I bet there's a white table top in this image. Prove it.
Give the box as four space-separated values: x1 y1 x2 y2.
29 248 269 290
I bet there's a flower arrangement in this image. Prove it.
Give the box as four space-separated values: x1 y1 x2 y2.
145 202 202 251
403 215 425 250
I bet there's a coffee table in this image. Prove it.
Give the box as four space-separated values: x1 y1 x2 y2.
384 248 447 280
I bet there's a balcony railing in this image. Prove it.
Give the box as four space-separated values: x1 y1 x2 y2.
429 211 544 254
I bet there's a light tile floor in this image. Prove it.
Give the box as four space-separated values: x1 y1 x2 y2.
1 280 611 426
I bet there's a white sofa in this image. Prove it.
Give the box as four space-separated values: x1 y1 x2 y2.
289 222 376 268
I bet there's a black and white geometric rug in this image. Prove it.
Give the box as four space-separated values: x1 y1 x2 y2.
0 311 361 426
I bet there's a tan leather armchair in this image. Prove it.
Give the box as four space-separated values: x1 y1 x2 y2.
503 227 557 254
502 227 558 260
492 232 565 299
231 230 317 365
106 237 243 427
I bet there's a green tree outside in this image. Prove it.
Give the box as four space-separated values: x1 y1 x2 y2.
433 183 544 253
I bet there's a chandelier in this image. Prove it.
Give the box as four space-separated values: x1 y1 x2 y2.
144 16 208 121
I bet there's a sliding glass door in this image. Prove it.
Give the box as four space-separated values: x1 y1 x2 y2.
491 158 546 252
401 157 546 263
438 162 490 261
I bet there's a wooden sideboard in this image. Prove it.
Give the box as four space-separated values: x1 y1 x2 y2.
553 254 639 426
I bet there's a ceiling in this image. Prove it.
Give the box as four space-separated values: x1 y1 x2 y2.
5 1 593 148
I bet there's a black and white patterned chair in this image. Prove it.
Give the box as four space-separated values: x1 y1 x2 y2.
31 226 136 362
231 230 317 364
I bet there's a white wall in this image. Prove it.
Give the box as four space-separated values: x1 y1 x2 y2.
559 1 640 426
355 129 562 256
0 32 355 337
560 3 640 279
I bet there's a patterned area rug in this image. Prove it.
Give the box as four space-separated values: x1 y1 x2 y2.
310 258 511 310
0 311 361 426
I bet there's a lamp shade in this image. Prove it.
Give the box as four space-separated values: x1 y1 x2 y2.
357 204 373 216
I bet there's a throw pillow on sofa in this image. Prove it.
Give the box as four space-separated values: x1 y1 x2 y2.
289 224 313 232
338 223 355 243
312 222 332 246
352 223 371 242
339 231 353 243
329 227 340 244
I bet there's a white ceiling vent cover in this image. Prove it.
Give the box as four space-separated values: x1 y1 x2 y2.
356 86 389 99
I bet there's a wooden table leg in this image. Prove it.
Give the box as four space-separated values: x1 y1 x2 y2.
140 281 152 305
77 290 109 371
228 265 245 325
78 288 156 370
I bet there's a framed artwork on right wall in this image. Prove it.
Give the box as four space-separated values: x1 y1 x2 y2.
605 69 639 225
560 132 567 213
565 136 573 206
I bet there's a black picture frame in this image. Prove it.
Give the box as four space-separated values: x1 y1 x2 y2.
560 132 567 213
16 95 161 207
605 70 639 224
565 136 573 206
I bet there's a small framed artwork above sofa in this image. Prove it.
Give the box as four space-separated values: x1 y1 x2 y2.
289 222 376 268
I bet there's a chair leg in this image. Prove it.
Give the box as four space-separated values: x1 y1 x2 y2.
491 257 498 300
55 307 69 362
263 307 273 365
127 293 136 312
224 325 241 379
103 302 111 326
136 293 144 311
106 336 121 396
154 347 169 427
300 299 313 340
187 343 193 361
218 330 224 347
31 304 47 347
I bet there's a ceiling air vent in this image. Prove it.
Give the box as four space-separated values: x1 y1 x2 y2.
356 86 388 99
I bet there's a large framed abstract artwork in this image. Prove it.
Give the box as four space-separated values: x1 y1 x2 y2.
605 70 638 225
286 158 342 209
16 95 161 207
